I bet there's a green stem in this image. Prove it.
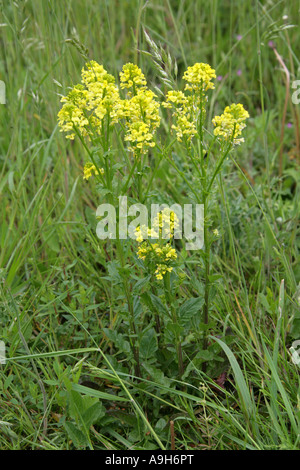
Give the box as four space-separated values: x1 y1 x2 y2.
121 156 139 194
137 152 143 202
113 207 141 378
143 151 163 203
202 194 210 369
200 136 234 371
206 143 231 194
104 117 141 378
200 147 210 372
164 272 184 377
73 126 106 186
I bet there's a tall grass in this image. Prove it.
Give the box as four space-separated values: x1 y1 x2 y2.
0 0 299 450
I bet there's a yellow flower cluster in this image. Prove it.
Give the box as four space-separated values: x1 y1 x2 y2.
134 208 179 242
58 61 160 157
120 64 160 155
81 61 123 125
183 62 216 92
172 113 198 143
137 242 177 280
57 85 89 140
155 263 174 281
163 91 197 143
58 61 123 140
128 88 160 127
83 162 104 180
119 63 147 91
212 103 249 145
58 60 248 183
163 90 188 107
163 63 216 144
135 209 179 280
124 118 156 154
135 225 155 243
152 207 179 239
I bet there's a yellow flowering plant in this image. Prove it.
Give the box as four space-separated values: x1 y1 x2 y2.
58 58 249 377
163 62 249 368
58 60 164 377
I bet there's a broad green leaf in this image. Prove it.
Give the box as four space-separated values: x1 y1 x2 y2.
140 328 158 359
82 402 105 428
178 297 204 323
64 421 88 448
150 293 169 316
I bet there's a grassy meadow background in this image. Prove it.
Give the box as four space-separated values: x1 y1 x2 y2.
0 0 300 450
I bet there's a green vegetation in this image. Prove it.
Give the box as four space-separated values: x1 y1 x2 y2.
0 0 299 450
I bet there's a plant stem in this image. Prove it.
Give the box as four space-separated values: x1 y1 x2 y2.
197 91 211 371
116 236 141 378
105 119 141 378
164 272 184 377
202 194 210 370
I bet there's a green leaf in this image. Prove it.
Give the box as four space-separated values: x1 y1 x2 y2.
134 275 151 291
64 421 89 448
258 293 273 314
103 328 131 354
82 402 105 428
69 390 85 422
165 322 184 340
178 297 204 323
133 295 143 318
150 293 169 316
208 274 222 283
182 350 222 380
142 362 171 389
140 292 153 310
140 328 158 359
71 383 129 402
8 171 15 193
210 336 255 421
45 231 60 253
195 349 215 361
263 343 298 436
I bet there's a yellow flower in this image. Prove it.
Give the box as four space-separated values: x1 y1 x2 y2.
134 224 158 242
163 93 197 144
131 88 160 128
135 211 177 280
58 61 161 156
124 121 155 154
122 87 160 155
119 63 147 90
163 90 188 108
212 103 249 145
83 162 104 180
152 208 179 239
81 61 109 85
162 63 215 145
58 61 123 140
183 63 216 92
155 264 173 280
58 85 90 140
134 210 179 280
119 65 160 154
171 114 197 143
